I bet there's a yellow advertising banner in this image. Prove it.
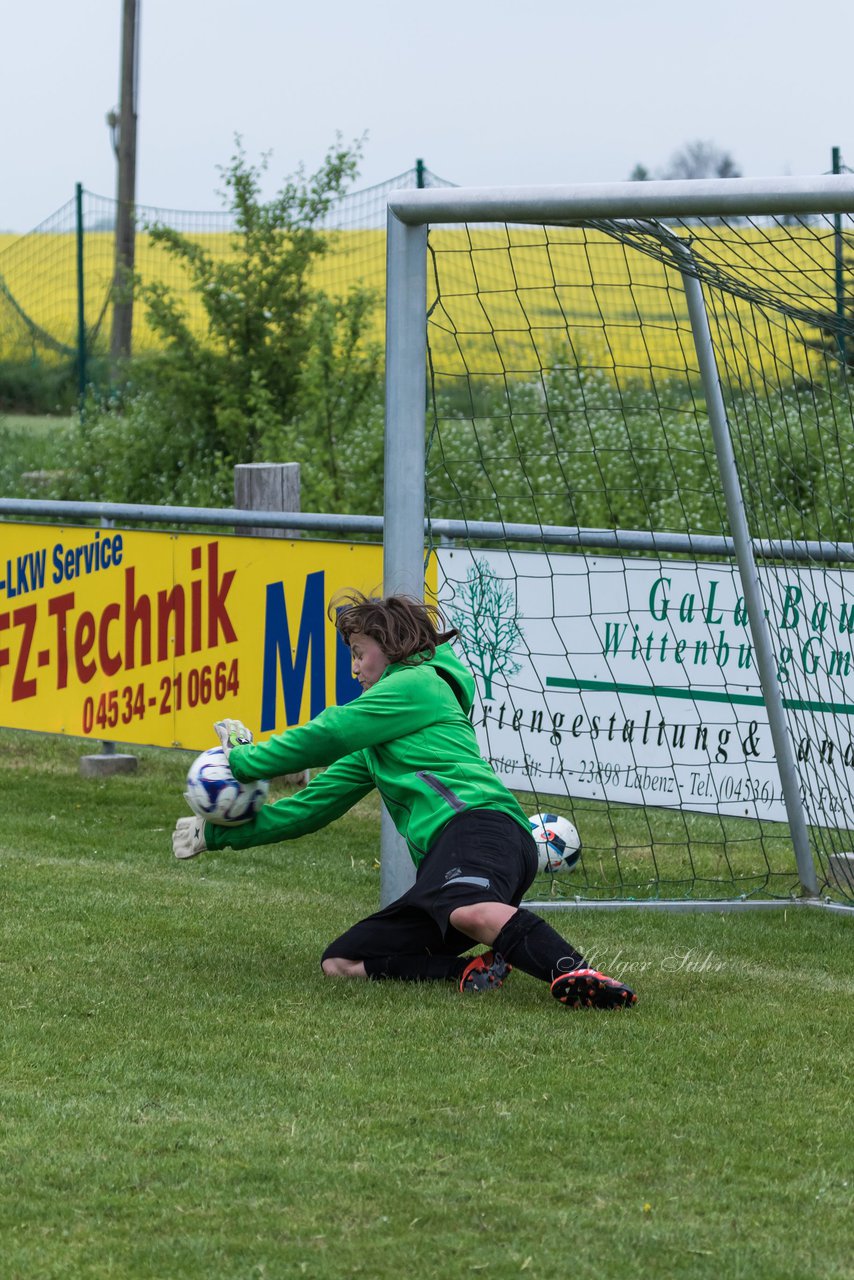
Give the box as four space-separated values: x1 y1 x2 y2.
0 524 390 749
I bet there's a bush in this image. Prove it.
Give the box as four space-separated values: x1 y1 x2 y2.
428 366 854 544
0 358 79 415
63 137 385 513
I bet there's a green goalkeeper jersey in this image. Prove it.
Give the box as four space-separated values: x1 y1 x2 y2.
204 642 530 867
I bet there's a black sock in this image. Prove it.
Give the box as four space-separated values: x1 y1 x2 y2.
363 954 467 983
492 910 585 985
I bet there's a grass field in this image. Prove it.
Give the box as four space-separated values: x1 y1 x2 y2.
0 412 73 496
0 412 72 435
2 728 852 1280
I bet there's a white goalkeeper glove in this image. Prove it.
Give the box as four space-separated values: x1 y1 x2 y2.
213 718 254 761
173 815 207 860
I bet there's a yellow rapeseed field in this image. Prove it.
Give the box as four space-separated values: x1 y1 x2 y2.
425 223 840 384
0 229 387 358
0 222 841 383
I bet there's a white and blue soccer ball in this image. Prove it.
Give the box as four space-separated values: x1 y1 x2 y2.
529 812 582 873
185 746 269 827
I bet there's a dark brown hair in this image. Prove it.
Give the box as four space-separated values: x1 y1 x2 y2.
329 591 458 664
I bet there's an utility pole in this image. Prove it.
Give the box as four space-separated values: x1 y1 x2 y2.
108 0 140 364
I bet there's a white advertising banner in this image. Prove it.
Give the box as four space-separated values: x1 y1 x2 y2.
437 548 854 829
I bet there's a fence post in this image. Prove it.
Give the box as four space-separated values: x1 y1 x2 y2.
832 146 847 368
75 183 87 409
234 462 301 538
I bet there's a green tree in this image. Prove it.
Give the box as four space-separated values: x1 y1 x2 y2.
665 140 741 179
629 140 741 183
258 288 384 513
65 136 384 510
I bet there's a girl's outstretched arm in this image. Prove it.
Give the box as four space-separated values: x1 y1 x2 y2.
199 751 374 853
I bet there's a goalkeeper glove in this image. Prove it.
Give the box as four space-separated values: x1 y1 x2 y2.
173 815 207 860
213 717 254 761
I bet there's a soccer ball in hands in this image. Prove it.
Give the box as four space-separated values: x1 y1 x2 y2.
185 747 269 827
529 812 581 873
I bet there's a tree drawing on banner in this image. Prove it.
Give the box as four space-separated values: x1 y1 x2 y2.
446 560 524 698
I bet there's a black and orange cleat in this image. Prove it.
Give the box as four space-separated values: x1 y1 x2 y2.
551 967 637 1010
459 950 512 993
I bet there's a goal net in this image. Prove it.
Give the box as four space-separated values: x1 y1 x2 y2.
385 180 854 908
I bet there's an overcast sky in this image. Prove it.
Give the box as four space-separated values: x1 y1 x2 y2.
2 0 853 232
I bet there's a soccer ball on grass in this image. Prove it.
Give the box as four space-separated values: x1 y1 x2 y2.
185 746 269 827
529 812 581 873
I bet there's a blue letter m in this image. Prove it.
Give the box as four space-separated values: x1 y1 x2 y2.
261 572 326 732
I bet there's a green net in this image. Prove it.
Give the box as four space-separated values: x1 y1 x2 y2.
425 210 854 904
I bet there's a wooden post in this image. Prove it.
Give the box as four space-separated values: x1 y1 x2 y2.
110 0 140 365
234 462 301 538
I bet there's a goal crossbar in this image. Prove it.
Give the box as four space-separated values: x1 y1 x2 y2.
388 174 854 225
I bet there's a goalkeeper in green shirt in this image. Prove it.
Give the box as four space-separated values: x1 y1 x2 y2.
172 592 637 1010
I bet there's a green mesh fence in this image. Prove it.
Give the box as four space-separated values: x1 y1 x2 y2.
0 164 454 374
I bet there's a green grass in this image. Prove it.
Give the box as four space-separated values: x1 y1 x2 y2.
0 412 74 435
0 413 74 497
1 729 852 1280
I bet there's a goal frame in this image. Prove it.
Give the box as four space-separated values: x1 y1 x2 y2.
382 175 854 912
